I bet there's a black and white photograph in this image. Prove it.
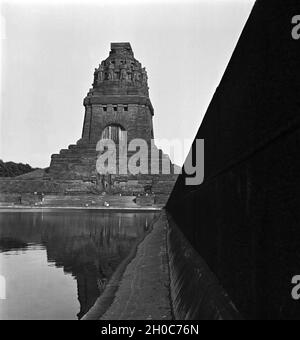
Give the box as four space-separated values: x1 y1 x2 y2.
0 0 300 325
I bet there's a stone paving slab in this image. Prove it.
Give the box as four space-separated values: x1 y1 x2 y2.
100 212 172 320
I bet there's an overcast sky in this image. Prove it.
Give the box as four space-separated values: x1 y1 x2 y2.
0 0 255 167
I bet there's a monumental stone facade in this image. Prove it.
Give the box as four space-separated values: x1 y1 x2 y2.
47 43 177 199
81 42 154 146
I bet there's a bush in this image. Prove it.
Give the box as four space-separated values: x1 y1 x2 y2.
0 160 38 177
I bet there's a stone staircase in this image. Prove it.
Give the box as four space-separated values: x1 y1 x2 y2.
45 140 179 206
0 141 179 207
49 140 179 179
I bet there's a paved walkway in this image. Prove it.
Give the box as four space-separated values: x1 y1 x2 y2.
100 213 172 320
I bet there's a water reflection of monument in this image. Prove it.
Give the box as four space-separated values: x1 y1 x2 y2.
0 211 157 319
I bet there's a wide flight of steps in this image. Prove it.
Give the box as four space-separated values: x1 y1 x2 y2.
0 141 179 208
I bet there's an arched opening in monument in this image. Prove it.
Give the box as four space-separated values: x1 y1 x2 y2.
101 124 126 144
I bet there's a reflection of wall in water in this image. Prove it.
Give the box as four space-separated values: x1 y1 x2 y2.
0 212 157 319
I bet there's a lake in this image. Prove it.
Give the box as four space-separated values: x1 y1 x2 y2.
0 209 159 320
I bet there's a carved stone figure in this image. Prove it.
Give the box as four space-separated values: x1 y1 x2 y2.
133 69 140 82
93 69 98 85
142 68 148 84
108 63 115 80
120 67 128 81
98 65 105 82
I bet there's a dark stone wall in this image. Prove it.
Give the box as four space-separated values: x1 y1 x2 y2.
166 212 241 320
167 0 300 320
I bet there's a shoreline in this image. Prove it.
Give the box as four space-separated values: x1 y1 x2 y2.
84 212 172 321
82 213 162 320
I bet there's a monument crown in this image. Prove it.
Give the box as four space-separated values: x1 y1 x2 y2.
110 42 134 56
89 42 149 98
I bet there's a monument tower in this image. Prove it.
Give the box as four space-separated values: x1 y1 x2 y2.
82 42 154 147
48 42 177 200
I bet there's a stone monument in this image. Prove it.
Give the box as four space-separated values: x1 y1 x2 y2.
47 42 178 202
